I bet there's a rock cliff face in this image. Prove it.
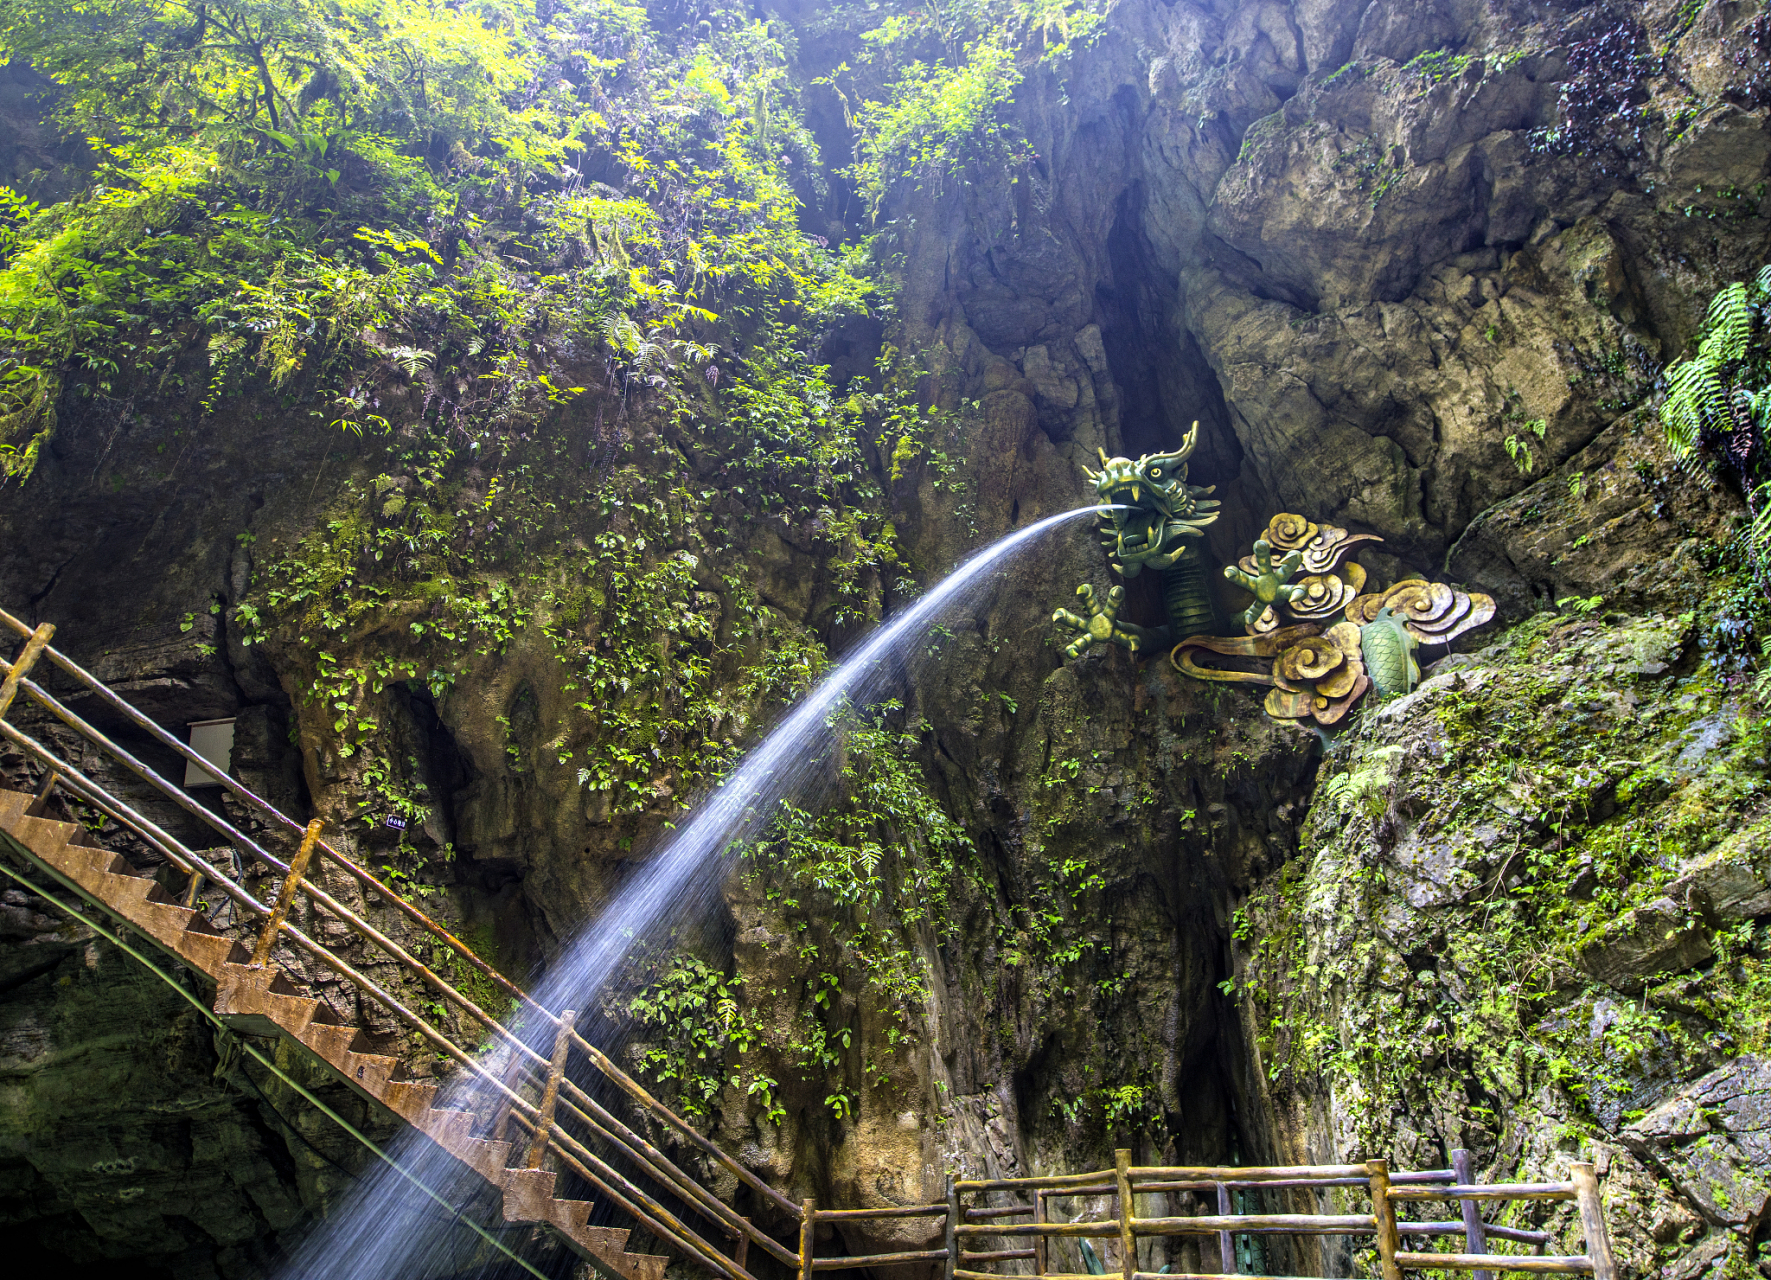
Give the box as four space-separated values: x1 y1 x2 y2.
2 0 1771 1276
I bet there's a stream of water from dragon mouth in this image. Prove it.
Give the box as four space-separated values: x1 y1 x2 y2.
277 505 1104 1280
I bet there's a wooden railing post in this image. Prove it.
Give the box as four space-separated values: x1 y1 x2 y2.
1571 1163 1616 1280
249 818 323 968
24 769 59 818
523 1009 577 1170
1032 1187 1047 1277
800 1197 816 1280
1114 1150 1135 1280
944 1177 958 1280
1368 1159 1403 1280
0 622 54 721
1450 1149 1490 1280
1214 1182 1235 1275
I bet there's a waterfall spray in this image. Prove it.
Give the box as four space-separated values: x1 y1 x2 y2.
278 505 1102 1279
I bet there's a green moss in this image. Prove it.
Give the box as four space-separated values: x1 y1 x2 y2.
1236 112 1287 166
1403 47 1473 86
1237 593 1771 1153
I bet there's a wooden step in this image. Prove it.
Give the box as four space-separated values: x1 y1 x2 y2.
451 1134 516 1182
175 920 249 972
503 1166 561 1219
214 962 323 1038
292 1019 398 1095
54 839 133 879
573 1227 667 1280
10 811 79 862
416 1107 478 1146
500 1165 668 1280
298 1021 361 1062
380 1079 440 1121
504 1167 592 1233
14 813 248 973
341 1048 396 1091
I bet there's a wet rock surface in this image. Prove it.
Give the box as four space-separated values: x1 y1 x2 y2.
0 915 389 1277
1623 1054 1771 1233
1 0 1770 1275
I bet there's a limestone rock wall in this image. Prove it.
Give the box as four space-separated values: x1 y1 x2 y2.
0 1 1769 1276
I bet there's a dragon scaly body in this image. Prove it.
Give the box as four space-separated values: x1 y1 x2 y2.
1359 606 1420 698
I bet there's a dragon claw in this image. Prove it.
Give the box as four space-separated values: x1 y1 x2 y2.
1053 582 1155 657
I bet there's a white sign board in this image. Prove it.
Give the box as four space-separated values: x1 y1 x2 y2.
184 718 236 787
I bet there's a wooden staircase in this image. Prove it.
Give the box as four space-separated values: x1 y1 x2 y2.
0 787 668 1280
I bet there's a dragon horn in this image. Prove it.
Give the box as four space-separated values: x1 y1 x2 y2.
1097 447 1112 466
1129 420 1201 475
1137 440 1193 477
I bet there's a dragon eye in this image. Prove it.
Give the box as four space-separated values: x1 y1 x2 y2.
1149 467 1162 477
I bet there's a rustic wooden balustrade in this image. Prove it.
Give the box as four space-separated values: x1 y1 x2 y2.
0 607 1618 1280
932 1153 1612 1280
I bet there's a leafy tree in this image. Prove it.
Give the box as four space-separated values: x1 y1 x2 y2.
1 0 559 163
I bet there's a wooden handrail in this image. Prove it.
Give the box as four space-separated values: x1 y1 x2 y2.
1389 1184 1576 1202
1452 1148 1492 1280
1371 1159 1404 1280
0 610 803 1246
523 1009 576 1170
1571 1163 1616 1280
1394 1257 1593 1275
955 1216 1387 1238
0 607 543 1026
0 690 751 1268
0 622 53 719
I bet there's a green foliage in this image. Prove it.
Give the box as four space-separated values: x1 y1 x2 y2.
625 705 975 1122
1662 270 1769 461
1504 418 1547 474
844 45 1025 216
627 954 766 1118
0 0 556 157
1556 594 1605 616
818 0 1111 222
0 2 876 475
1402 47 1473 85
747 702 975 1017
1660 266 1771 578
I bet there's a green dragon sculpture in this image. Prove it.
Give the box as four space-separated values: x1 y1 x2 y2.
1049 434 1500 730
1051 421 1222 658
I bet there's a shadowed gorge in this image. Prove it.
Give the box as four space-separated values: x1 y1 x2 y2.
0 1 1769 1278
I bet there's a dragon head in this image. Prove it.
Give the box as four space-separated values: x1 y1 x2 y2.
1085 420 1221 576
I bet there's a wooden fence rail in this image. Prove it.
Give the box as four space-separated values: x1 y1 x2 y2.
905 1152 1611 1280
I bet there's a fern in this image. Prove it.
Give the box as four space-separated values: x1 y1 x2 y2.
1702 281 1753 364
384 345 434 377
1747 484 1771 565
1659 267 1769 473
